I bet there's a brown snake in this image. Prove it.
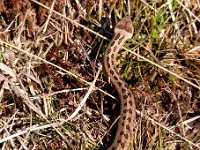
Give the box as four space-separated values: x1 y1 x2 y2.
103 16 136 150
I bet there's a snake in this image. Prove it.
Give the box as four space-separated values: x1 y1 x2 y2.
103 16 136 150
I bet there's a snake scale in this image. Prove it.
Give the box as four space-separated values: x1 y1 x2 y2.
103 16 136 150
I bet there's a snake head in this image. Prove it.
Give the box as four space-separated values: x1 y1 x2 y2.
114 16 134 39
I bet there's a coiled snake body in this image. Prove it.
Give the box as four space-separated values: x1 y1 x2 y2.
103 16 136 150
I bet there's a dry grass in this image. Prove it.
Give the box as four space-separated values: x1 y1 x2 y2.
0 0 200 149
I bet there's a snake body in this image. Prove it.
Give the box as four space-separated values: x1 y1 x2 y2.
103 16 136 150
